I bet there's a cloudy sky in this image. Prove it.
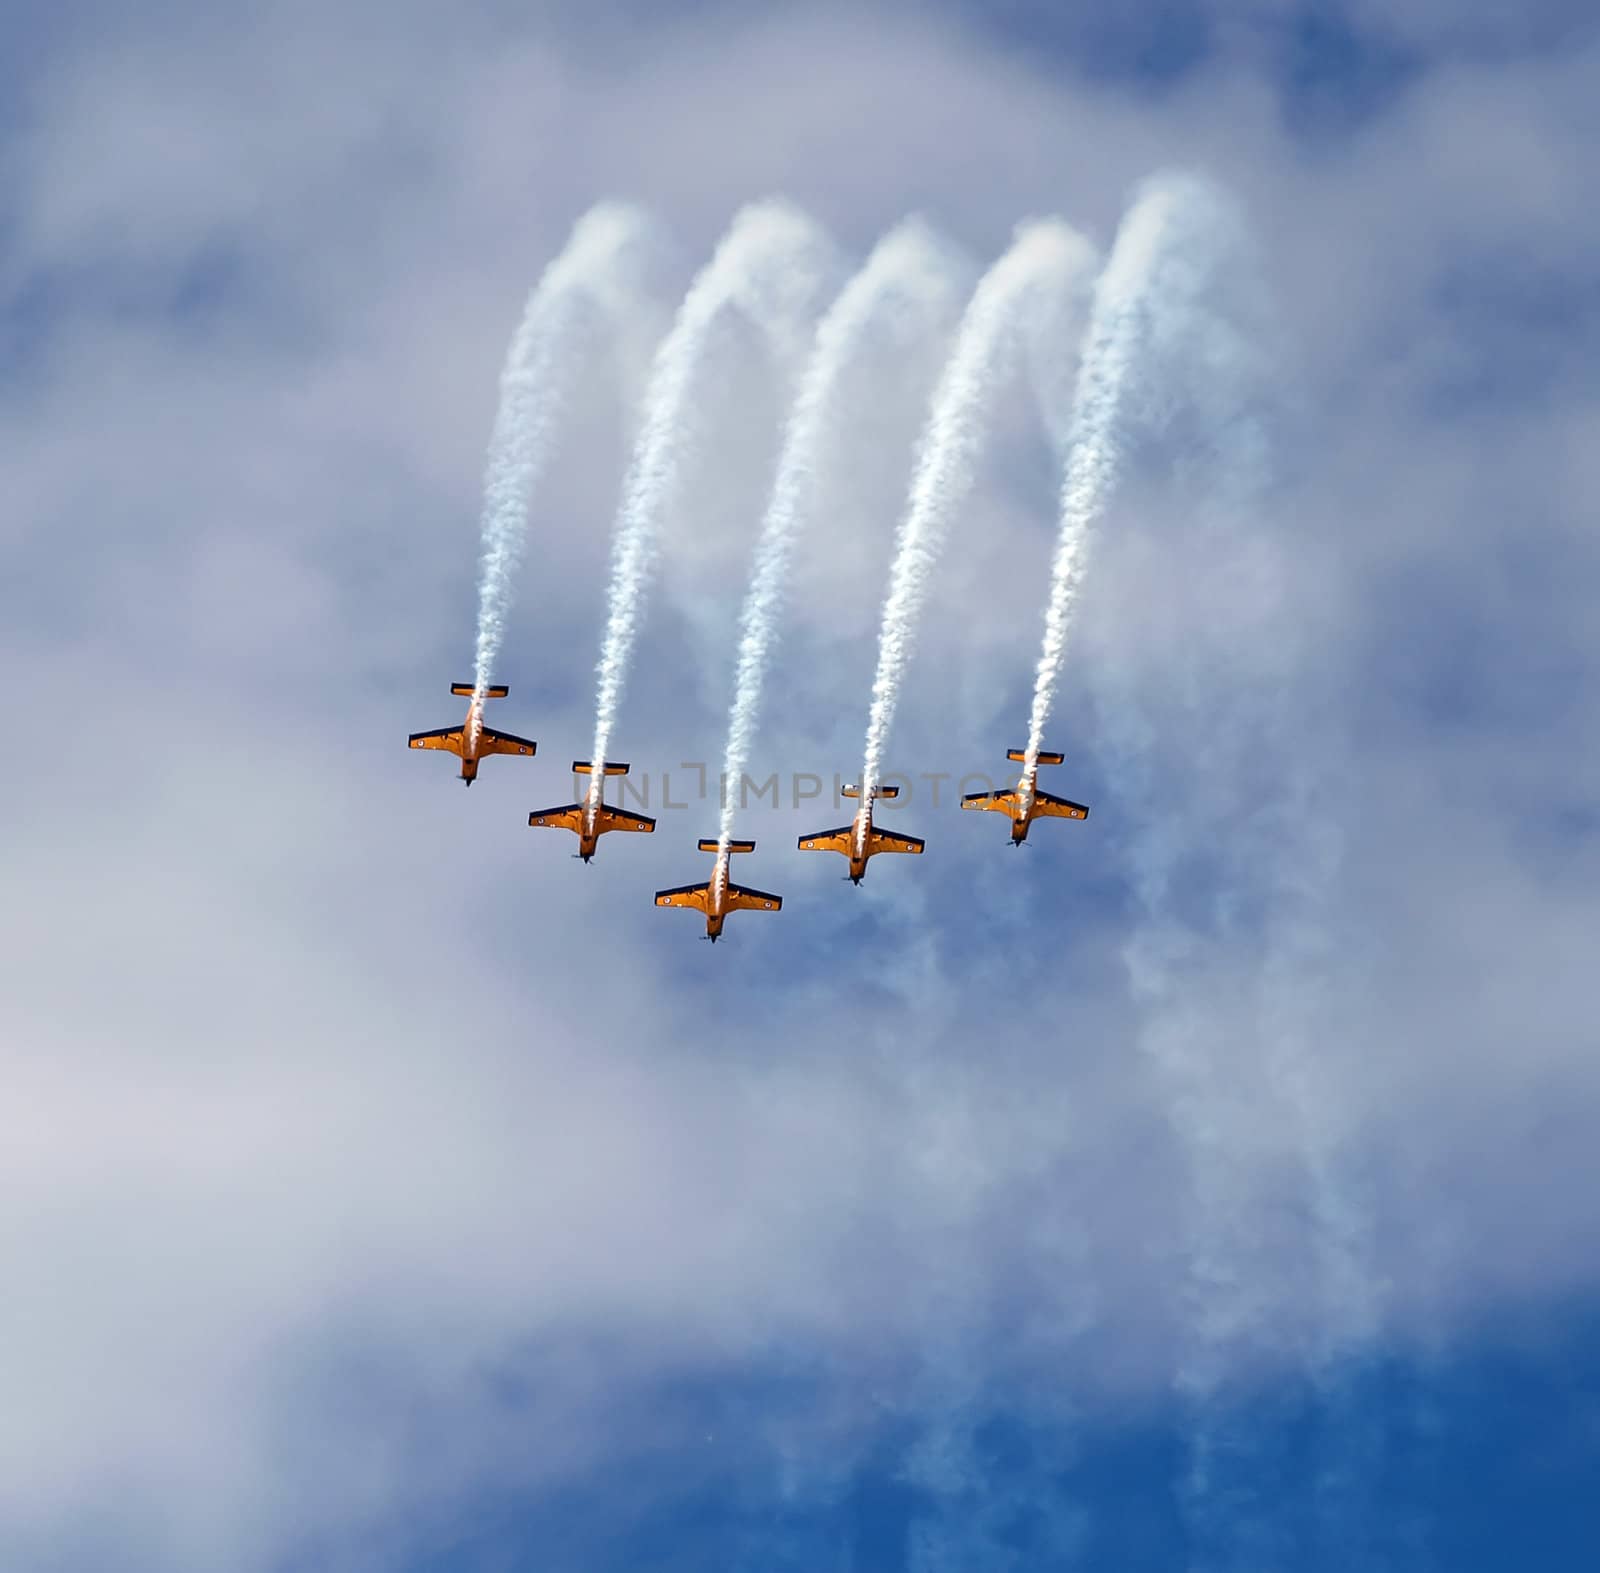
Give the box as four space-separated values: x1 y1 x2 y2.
3 1 1598 1568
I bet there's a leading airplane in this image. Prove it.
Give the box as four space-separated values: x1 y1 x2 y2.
408 683 537 785
528 761 656 862
798 782 924 884
655 839 782 942
961 749 1090 845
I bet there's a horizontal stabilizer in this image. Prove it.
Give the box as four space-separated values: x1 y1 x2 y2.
698 838 755 854
572 760 629 777
452 682 509 699
1008 748 1064 766
841 783 899 799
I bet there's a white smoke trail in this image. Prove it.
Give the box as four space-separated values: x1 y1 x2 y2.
470 204 659 723
857 221 1099 799
587 201 836 802
1025 174 1239 770
715 219 968 849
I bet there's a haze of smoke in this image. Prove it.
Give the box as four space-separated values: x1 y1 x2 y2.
1182 435 1383 1564
1065 173 1385 1563
587 201 836 801
857 221 1099 799
1185 412 1384 1567
1066 173 1300 1564
470 204 659 722
1025 173 1238 769
900 1157 1092 1573
715 219 968 849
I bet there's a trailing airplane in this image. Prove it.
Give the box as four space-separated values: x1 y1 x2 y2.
798 783 924 885
408 683 537 785
528 761 656 862
961 749 1090 845
655 839 782 942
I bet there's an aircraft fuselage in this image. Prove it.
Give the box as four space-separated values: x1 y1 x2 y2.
848 806 874 882
456 699 488 783
577 791 603 861
705 849 733 939
1011 769 1039 842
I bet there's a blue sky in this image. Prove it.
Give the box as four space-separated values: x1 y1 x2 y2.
2 1 1598 1569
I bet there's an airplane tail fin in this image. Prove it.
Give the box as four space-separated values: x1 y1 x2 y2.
842 783 899 800
699 838 755 854
452 682 509 699
1008 748 1064 766
572 760 630 777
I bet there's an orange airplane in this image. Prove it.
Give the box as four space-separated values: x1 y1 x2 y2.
961 749 1090 845
408 683 537 785
798 783 925 884
528 761 656 862
654 839 782 942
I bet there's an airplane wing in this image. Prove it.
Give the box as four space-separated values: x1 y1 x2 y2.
867 827 925 855
409 727 464 752
655 883 710 912
479 727 537 758
961 788 1018 814
797 825 852 854
1035 790 1090 821
597 806 656 834
528 804 584 832
727 884 782 913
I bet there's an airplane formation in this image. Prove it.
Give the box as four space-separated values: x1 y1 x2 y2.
409 682 1090 941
